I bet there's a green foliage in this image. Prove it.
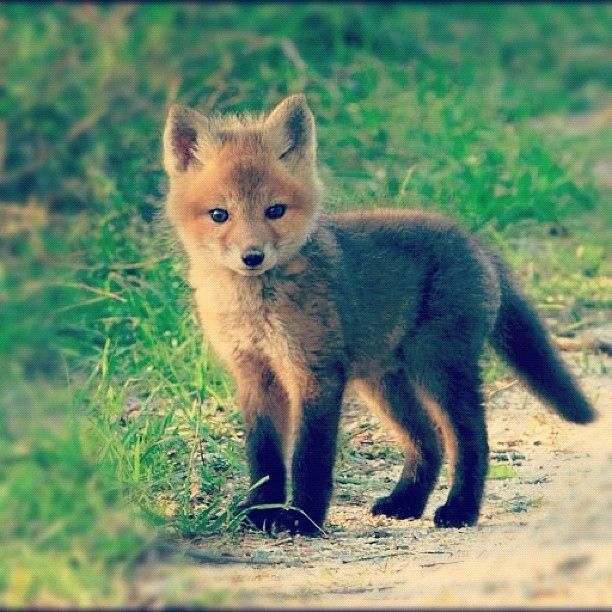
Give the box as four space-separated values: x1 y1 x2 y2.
0 380 152 605
1 4 607 221
0 3 609 605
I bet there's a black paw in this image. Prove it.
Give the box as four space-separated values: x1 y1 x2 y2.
433 502 478 528
239 503 323 536
239 505 282 533
371 493 426 520
274 508 324 536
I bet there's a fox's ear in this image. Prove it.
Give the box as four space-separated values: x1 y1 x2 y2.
263 94 316 168
163 104 216 175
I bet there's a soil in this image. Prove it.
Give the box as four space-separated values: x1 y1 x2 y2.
134 345 611 608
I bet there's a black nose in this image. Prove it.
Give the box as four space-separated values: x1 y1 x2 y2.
242 248 265 267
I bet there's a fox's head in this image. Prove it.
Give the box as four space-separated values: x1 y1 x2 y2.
163 94 322 277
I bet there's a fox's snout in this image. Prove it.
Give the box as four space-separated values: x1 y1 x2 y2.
241 247 265 268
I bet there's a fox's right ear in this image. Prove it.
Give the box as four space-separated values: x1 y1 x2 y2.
163 104 216 175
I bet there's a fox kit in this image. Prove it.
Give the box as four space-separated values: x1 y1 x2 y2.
162 94 595 535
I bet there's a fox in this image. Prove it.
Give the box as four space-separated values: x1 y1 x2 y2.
162 93 596 535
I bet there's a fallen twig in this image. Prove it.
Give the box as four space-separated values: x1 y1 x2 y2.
420 561 460 568
554 335 612 355
341 551 409 564
269 537 294 546
486 379 520 400
154 542 286 565
341 548 450 564
556 317 600 336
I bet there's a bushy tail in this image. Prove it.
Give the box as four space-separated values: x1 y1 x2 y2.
490 266 596 424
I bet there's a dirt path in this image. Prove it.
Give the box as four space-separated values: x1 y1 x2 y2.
135 351 611 608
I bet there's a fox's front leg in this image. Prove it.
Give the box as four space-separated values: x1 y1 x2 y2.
278 364 345 535
236 364 291 531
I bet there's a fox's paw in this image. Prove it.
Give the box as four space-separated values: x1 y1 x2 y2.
241 506 282 533
371 492 427 520
274 508 325 537
239 504 323 536
433 502 478 528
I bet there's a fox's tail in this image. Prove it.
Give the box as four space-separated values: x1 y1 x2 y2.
490 265 596 424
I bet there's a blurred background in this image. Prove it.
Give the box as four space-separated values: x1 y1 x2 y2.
0 3 609 606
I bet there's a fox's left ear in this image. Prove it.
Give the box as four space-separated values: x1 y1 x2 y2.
263 94 316 170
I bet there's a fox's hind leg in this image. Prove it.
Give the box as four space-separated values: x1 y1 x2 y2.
354 369 442 520
419 360 489 528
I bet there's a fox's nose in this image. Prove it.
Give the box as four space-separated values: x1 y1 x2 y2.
241 248 265 267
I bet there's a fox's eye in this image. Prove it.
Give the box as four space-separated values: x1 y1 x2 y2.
209 208 229 223
265 203 287 220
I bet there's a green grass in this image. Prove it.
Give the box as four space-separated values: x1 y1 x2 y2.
0 377 152 605
0 3 610 605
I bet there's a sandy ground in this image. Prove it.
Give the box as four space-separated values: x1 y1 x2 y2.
133 345 611 608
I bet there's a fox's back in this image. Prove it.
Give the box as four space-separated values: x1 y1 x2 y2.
320 209 501 376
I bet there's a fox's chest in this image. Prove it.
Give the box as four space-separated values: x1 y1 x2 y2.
193 281 304 369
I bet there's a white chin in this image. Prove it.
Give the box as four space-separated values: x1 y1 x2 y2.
235 267 268 276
